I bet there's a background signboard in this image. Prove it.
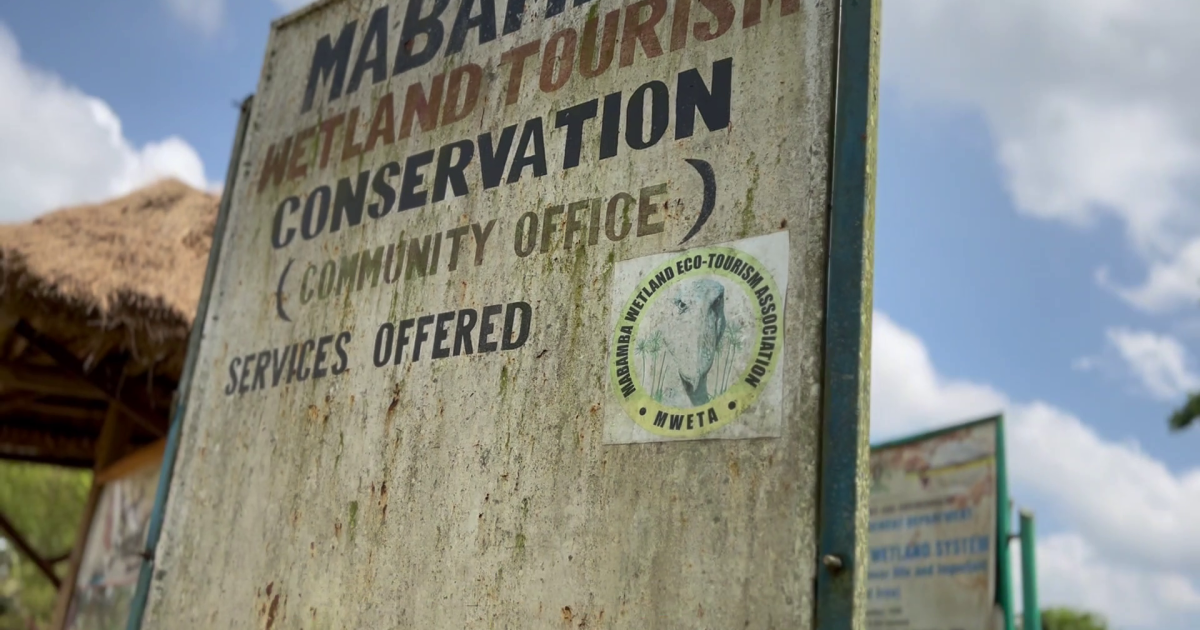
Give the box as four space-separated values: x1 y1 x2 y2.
867 417 1011 630
64 458 160 630
139 0 878 627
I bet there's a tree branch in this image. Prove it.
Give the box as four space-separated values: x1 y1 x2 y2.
0 510 61 589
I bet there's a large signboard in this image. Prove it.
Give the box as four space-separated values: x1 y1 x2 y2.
141 0 876 627
867 418 1007 630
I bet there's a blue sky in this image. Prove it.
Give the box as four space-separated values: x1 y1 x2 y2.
880 91 1200 468
2 0 1198 627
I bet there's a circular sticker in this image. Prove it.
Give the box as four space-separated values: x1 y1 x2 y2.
609 246 782 438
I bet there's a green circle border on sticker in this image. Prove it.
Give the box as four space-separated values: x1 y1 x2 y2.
608 245 782 438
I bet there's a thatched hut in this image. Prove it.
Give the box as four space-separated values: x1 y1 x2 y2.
0 179 217 616
0 179 217 468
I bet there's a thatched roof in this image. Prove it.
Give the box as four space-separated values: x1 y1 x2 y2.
0 179 218 467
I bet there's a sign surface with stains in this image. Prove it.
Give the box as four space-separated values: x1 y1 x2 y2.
867 420 1000 630
144 0 863 627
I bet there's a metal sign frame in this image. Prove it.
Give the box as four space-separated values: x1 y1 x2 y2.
816 0 881 626
124 96 254 630
127 0 880 625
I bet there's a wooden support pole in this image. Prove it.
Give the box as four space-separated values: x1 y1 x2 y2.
0 510 61 589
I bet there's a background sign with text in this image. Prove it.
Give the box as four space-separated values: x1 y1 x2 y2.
868 420 1001 630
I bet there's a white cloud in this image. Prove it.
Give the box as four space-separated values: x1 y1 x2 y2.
1104 327 1200 400
1098 244 1200 314
870 312 1006 440
1018 533 1200 629
166 0 224 35
996 95 1198 255
1006 402 1200 575
883 0 1200 311
1071 356 1098 372
872 311 1200 628
0 23 210 223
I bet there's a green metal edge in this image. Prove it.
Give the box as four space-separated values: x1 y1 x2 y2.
814 0 881 627
870 413 1003 451
1019 510 1040 630
125 94 255 630
996 416 1016 630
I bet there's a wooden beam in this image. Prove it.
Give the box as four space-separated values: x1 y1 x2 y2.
0 394 41 415
20 402 108 421
13 319 165 437
0 363 106 400
50 489 99 629
0 509 61 589
0 452 92 469
0 422 96 467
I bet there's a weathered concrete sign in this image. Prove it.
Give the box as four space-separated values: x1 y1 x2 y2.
140 0 878 627
867 419 1006 630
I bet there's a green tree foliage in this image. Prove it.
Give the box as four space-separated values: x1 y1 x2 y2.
1169 392 1200 431
1041 607 1110 630
0 461 91 629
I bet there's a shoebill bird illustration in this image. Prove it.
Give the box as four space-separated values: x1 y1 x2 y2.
669 279 727 405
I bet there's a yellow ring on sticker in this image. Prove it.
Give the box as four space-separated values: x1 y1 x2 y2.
609 245 782 438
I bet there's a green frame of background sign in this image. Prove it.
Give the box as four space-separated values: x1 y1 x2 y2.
870 414 1016 630
126 0 882 627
